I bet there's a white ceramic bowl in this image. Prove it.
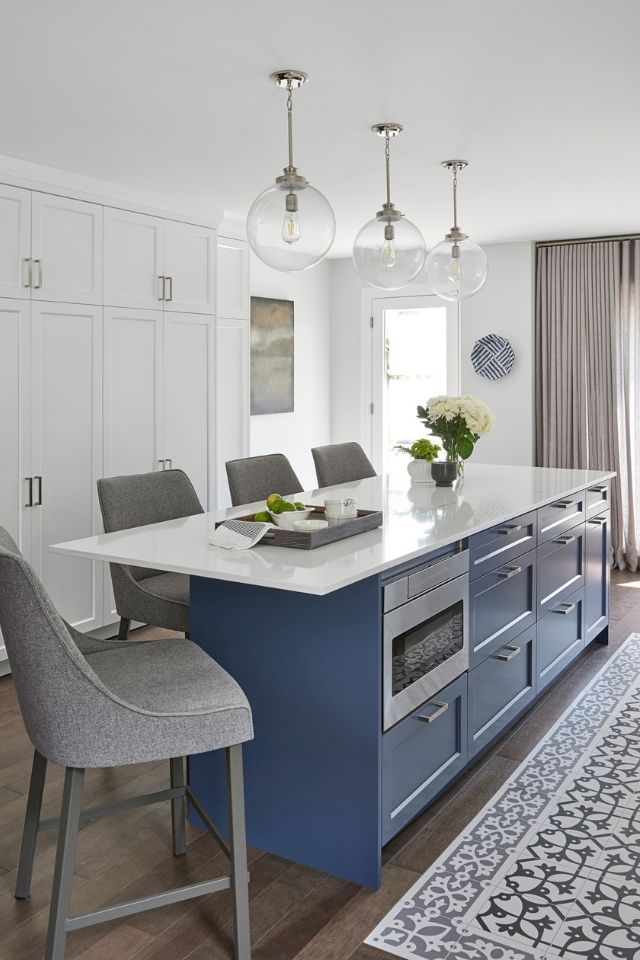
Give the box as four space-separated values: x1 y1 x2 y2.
293 518 329 532
269 507 312 529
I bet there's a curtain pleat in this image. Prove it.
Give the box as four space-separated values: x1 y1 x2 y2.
536 238 638 568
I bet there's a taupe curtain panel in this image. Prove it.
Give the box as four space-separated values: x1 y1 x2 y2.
536 239 640 569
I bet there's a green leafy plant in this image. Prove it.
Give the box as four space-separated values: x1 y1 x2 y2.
417 395 494 462
394 438 441 462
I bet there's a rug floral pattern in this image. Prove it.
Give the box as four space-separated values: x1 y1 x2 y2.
367 635 640 960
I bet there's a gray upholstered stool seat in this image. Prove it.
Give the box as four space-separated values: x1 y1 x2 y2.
97 470 204 640
0 527 252 960
225 453 303 506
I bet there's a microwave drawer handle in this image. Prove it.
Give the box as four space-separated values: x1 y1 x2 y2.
497 523 522 534
498 564 522 579
416 701 448 724
494 644 520 662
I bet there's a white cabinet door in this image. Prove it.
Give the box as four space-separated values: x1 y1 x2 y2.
103 307 164 478
164 221 216 315
31 193 103 305
216 236 249 319
215 317 250 508
30 303 103 630
104 209 164 309
0 185 31 299
164 313 215 508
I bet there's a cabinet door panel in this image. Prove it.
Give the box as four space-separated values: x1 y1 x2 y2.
537 523 585 615
30 304 103 630
537 588 585 692
164 222 215 314
104 209 164 309
103 308 163 478
0 300 31 665
469 550 537 668
585 513 610 642
216 237 249 319
164 313 214 508
215 318 249 508
31 193 102 304
0 185 31 299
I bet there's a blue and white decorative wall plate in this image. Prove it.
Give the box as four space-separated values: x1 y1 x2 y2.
471 334 515 380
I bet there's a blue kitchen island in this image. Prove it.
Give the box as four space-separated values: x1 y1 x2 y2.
53 464 614 889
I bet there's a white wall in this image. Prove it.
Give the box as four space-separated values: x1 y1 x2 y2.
328 242 536 466
249 252 332 489
460 242 535 466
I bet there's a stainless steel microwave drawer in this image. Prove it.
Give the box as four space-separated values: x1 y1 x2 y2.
469 511 537 580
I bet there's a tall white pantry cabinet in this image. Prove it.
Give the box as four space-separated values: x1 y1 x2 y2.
0 181 250 668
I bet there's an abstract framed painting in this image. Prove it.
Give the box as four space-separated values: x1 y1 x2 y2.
250 296 294 415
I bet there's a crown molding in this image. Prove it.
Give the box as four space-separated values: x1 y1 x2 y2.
219 214 247 240
0 153 224 227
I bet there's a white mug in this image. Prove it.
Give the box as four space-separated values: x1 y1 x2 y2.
324 497 358 519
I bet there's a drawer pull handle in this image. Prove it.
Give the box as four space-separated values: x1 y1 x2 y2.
554 500 575 509
552 602 576 615
591 485 608 493
497 523 522 535
554 534 577 545
588 517 607 526
416 701 448 724
498 564 522 579
494 644 520 662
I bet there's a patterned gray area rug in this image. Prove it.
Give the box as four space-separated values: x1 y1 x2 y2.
367 634 640 960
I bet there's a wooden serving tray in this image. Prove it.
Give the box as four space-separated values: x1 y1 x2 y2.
219 506 383 550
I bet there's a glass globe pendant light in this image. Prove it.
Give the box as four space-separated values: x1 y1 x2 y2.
246 70 336 272
425 160 488 300
352 123 426 289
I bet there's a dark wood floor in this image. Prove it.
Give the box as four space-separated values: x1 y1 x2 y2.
1 570 639 960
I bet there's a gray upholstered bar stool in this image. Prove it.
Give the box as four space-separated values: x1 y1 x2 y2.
225 453 303 507
0 527 252 960
311 442 377 488
97 469 204 641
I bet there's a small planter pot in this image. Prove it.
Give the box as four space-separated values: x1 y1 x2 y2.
407 459 433 484
431 461 459 487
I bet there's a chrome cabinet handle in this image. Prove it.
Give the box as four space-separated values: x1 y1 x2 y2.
591 484 608 493
157 459 166 470
166 276 173 302
34 476 42 506
23 258 32 287
554 534 577 545
554 499 575 509
494 644 520 662
417 701 448 724
498 564 522 579
588 517 607 526
497 523 522 534
24 477 33 507
552 601 576 615
158 276 166 301
33 259 42 289
165 458 173 469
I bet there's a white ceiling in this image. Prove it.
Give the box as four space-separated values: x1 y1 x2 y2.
1 0 639 255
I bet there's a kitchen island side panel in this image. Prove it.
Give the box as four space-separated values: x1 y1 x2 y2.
189 572 383 888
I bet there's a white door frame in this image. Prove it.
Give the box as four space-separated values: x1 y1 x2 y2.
360 285 460 471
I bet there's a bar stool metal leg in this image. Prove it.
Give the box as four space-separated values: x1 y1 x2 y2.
15 750 48 900
170 757 187 856
118 617 131 642
227 744 251 960
45 767 84 960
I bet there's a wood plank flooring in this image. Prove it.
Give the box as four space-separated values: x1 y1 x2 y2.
1 572 639 960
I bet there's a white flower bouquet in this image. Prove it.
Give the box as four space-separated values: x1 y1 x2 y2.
417 394 494 462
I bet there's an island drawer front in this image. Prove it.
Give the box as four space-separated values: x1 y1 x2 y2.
586 481 611 516
469 550 537 669
469 511 537 581
382 674 468 844
537 522 585 616
537 491 586 544
468 625 536 758
537 587 585 693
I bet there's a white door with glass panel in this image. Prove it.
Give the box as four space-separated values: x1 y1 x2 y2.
369 294 459 473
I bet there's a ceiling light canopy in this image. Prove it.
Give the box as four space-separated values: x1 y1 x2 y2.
246 70 336 272
352 123 427 289
425 160 488 301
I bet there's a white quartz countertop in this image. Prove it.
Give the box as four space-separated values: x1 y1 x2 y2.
52 464 615 596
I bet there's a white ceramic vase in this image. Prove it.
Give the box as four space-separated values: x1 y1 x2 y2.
407 459 434 484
